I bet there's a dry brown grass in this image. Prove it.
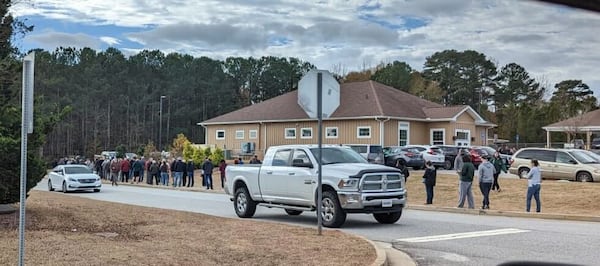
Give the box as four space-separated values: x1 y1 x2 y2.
0 191 375 266
407 171 600 215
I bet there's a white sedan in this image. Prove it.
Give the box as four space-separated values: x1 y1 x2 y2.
48 164 102 193
403 145 446 168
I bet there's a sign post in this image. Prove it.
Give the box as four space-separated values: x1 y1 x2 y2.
19 52 35 266
298 69 340 235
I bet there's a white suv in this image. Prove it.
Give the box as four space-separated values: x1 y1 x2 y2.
345 144 385 164
404 145 445 169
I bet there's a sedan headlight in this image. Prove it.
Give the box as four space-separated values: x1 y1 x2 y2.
67 177 78 182
594 169 600 174
338 179 359 189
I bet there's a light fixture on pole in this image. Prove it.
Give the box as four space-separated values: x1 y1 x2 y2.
159 95 166 151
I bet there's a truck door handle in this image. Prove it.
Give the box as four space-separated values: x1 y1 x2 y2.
266 171 273 174
288 172 295 176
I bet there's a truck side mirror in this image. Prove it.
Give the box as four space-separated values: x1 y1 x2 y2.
292 159 313 168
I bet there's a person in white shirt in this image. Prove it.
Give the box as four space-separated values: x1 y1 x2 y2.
526 159 542 212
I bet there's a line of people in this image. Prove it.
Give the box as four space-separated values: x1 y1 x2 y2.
94 156 228 190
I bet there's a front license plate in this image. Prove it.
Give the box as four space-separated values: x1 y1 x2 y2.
382 199 393 207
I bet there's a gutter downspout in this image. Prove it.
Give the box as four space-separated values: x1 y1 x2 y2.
198 123 208 145
259 122 266 157
376 117 391 146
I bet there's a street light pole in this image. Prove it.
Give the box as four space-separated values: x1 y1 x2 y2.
159 95 166 151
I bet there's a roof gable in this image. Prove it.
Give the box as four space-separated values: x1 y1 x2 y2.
544 109 600 129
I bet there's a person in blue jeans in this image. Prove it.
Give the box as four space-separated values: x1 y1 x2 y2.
186 160 195 187
159 160 169 186
526 159 542 212
202 158 214 190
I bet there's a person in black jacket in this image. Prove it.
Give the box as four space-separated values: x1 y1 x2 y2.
202 158 214 190
422 161 437 205
186 160 195 187
395 159 410 182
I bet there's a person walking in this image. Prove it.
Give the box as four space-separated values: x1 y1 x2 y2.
478 155 495 209
422 161 436 205
159 160 170 186
526 159 542 212
202 158 214 190
186 160 195 187
109 158 120 186
396 159 410 182
219 159 227 188
457 155 475 209
491 151 507 192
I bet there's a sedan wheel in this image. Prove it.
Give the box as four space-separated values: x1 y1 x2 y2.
62 182 68 193
577 172 593 182
47 180 54 191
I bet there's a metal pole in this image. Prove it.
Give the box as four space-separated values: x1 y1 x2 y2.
159 96 164 151
19 55 34 266
317 72 323 235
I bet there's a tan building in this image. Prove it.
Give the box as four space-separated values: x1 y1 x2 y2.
198 80 495 158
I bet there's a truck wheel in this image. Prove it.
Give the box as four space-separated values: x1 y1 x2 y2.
285 209 303 216
321 191 346 228
373 210 402 224
234 186 257 218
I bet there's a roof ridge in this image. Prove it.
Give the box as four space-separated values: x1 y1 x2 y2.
369 80 384 116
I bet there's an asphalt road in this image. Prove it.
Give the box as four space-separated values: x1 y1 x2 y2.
35 180 598 266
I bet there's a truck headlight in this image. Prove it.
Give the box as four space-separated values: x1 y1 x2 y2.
338 179 358 189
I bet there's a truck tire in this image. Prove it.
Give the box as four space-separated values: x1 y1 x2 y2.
373 210 402 224
234 186 257 218
285 209 303 216
321 191 346 228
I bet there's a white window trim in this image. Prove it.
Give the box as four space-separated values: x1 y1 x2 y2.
430 128 445 145
300 127 313 139
235 130 245 140
357 126 371 139
325 127 338 139
398 122 410 146
284 128 296 139
216 130 225 140
249 129 258 139
455 129 471 140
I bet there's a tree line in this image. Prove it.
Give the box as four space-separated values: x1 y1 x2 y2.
31 48 597 159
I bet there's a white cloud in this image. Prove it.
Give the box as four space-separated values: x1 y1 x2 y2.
11 0 600 94
25 31 101 50
100 36 121 46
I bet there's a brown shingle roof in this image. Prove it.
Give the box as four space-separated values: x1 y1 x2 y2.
201 80 473 124
544 109 600 128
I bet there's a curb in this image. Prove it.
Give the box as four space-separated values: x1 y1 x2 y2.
0 204 17 215
407 204 600 223
100 180 226 194
355 236 387 266
372 241 417 266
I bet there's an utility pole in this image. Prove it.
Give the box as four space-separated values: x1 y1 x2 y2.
159 95 166 151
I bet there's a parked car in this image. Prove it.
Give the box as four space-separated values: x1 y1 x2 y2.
383 146 425 170
48 164 102 192
508 148 600 182
345 144 384 164
591 138 600 149
225 145 406 228
403 145 445 168
471 146 512 166
438 145 470 170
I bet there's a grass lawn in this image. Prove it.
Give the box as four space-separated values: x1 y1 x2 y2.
0 191 375 266
406 171 600 216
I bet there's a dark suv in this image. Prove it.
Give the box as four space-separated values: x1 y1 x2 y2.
383 146 425 170
438 146 472 170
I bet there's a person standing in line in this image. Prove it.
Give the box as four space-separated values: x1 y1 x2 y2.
490 151 507 192
395 159 410 182
182 159 188 187
109 158 120 186
457 155 475 209
526 159 542 212
101 157 111 180
170 159 177 186
454 149 465 174
477 155 495 209
219 159 227 189
132 157 143 184
422 161 436 205
186 160 195 187
202 158 214 190
173 157 185 187
139 156 146 183
121 158 131 183
238 157 244 165
148 159 159 185
159 159 170 186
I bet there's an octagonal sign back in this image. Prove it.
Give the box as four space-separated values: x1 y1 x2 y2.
298 69 340 119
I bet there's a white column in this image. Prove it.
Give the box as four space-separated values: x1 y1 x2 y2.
546 130 551 148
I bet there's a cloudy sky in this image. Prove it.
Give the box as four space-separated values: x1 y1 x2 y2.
11 0 600 95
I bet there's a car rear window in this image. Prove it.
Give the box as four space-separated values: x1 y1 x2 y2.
430 147 443 154
349 145 367 153
369 146 383 153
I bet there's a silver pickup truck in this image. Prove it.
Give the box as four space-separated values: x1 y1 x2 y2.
224 145 407 228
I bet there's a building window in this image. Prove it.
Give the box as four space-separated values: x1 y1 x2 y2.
301 128 313 139
398 122 410 146
216 130 225 140
430 128 445 145
326 127 338 139
357 126 371 139
285 128 296 139
249 130 258 139
235 130 244 139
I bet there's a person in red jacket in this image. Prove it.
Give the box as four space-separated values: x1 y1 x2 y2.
121 158 131 183
219 159 227 189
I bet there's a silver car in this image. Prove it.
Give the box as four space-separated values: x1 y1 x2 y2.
48 164 102 192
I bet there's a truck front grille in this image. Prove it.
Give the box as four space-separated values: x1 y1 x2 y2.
360 173 403 192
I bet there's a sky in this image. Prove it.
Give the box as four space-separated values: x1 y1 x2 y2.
11 0 600 96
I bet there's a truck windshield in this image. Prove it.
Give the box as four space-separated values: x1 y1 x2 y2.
309 147 368 165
